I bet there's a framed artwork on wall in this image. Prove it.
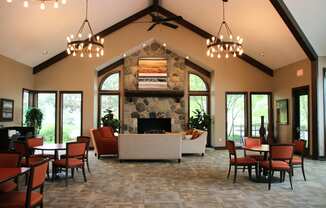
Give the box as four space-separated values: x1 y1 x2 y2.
137 58 168 90
276 99 289 125
0 99 14 122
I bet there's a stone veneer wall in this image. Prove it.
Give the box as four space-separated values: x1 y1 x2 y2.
123 41 186 133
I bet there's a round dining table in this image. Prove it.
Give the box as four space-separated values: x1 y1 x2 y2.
34 144 66 160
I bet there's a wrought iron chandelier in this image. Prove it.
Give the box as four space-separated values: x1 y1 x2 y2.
66 0 104 58
6 0 67 10
206 0 244 59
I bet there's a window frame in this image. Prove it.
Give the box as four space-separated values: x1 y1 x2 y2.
98 71 121 127
59 91 83 144
249 92 273 137
187 72 210 122
21 88 34 126
35 91 58 143
225 92 248 145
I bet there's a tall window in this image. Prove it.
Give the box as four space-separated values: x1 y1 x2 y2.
250 93 271 136
22 89 32 126
188 73 209 118
60 92 83 143
99 73 120 125
226 93 247 146
36 92 57 144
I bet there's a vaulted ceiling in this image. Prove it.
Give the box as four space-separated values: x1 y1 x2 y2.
0 0 321 70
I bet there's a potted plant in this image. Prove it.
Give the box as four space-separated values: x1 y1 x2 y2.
101 109 120 133
25 107 43 134
189 109 211 131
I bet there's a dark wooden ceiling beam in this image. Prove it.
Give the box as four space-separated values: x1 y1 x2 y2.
157 6 274 77
33 6 154 74
33 4 274 77
270 0 319 159
270 0 317 61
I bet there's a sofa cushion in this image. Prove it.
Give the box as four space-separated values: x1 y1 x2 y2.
191 130 202 140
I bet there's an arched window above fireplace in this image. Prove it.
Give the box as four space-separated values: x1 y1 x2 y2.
98 72 121 125
100 72 120 91
188 73 209 119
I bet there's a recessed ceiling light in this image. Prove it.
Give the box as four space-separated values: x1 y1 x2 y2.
123 53 126 57
186 56 190 59
163 43 167 47
142 43 146 48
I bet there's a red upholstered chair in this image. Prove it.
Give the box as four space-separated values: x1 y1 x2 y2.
260 144 294 190
243 137 264 161
291 139 306 181
53 142 87 186
0 152 20 193
90 127 118 159
0 160 49 208
60 136 91 173
26 137 55 159
226 140 257 183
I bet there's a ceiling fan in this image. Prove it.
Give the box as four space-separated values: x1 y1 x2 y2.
145 12 183 31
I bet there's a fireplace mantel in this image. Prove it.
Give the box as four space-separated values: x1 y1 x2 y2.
124 90 184 98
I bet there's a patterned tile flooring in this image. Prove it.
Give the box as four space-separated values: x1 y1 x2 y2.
41 149 326 208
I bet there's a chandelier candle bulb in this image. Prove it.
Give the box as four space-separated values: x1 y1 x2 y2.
23 1 29 7
62 0 66 4
54 1 59 8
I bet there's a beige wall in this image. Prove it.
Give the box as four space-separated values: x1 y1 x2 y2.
33 19 273 146
0 55 33 127
273 59 311 145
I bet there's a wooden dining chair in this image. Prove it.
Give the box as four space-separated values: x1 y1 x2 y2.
291 139 307 181
0 152 20 193
53 142 87 186
260 144 294 190
60 136 91 173
14 141 49 184
26 137 55 160
77 136 91 173
0 159 49 208
226 140 257 183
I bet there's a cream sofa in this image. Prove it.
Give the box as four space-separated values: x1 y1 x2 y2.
118 133 182 162
182 130 207 156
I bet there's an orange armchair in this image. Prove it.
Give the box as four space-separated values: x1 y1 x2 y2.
90 127 118 159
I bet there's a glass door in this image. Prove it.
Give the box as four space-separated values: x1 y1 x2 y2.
293 86 309 148
60 92 83 143
226 93 247 146
36 92 57 143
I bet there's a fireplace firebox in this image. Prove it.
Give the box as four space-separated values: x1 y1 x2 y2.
137 118 171 134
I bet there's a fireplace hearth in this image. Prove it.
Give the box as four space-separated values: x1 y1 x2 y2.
137 118 171 134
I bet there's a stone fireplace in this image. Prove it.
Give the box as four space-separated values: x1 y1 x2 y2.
123 41 186 133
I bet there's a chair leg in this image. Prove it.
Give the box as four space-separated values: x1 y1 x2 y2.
71 168 74 178
242 166 245 172
248 165 252 179
86 160 91 173
280 171 283 183
289 169 293 190
227 164 231 179
233 165 237 183
301 163 307 181
52 165 55 182
65 168 68 187
82 166 87 182
268 170 272 190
